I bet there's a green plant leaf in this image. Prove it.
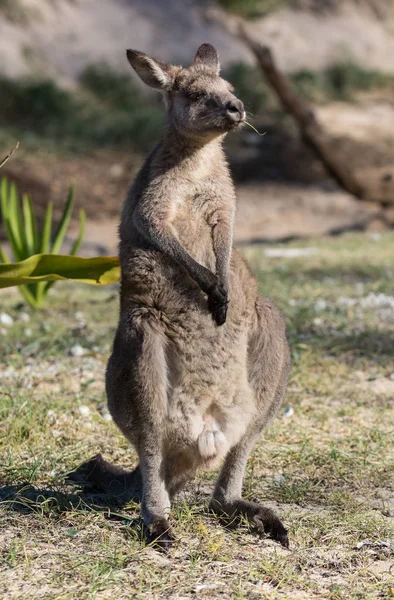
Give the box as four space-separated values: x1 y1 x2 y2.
0 245 10 264
1 178 23 261
22 193 39 256
69 209 86 256
40 201 53 253
8 182 25 258
0 254 120 289
0 177 8 217
51 186 74 254
44 207 87 297
18 284 40 309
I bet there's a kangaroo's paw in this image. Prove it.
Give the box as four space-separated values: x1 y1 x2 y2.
146 518 176 552
207 282 228 326
210 498 289 548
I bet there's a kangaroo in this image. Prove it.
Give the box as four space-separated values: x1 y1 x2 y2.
84 44 291 549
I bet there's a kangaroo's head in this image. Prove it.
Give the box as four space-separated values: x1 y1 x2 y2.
126 43 245 141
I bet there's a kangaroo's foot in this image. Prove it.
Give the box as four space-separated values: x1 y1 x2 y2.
210 497 289 548
146 517 176 552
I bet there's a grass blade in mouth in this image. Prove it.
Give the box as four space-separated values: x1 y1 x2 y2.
244 121 266 136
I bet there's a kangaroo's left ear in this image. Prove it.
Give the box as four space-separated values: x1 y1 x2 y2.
126 49 176 90
193 43 220 75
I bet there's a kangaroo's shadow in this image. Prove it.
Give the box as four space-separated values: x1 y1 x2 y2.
0 454 144 532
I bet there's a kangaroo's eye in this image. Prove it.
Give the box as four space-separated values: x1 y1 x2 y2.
187 92 204 102
206 97 219 110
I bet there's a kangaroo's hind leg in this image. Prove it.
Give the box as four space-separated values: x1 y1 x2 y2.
106 312 174 549
210 296 291 547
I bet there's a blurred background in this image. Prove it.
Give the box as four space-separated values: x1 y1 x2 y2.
1 0 394 254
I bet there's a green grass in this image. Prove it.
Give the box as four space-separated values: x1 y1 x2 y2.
218 0 287 19
1 232 394 599
218 0 394 19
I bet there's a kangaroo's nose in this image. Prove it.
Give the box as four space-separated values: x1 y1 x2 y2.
226 98 245 122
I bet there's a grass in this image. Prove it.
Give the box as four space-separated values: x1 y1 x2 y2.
218 0 287 19
218 0 394 19
1 231 394 598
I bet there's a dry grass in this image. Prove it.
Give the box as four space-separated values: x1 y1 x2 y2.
1 232 393 599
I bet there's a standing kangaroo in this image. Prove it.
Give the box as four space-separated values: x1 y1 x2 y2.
86 44 290 549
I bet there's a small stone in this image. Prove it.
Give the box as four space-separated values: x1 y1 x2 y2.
264 247 318 258
25 328 32 337
273 473 286 486
0 313 13 326
78 405 90 417
102 411 112 422
47 410 56 425
19 312 30 322
194 583 223 593
70 344 86 357
314 299 327 312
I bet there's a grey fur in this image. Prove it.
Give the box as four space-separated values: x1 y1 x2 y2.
97 44 290 548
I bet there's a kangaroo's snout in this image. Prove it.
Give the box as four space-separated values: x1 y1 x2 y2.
226 98 245 123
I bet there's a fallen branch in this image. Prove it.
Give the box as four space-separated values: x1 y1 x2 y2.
237 26 365 199
207 9 394 206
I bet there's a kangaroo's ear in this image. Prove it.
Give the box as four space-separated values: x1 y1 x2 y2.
193 43 220 75
126 49 175 90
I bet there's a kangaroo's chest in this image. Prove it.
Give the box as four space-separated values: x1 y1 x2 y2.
171 190 216 269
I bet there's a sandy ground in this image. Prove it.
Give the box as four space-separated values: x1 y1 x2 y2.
72 184 380 257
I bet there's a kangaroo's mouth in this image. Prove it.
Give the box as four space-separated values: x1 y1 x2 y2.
225 111 246 131
228 119 245 131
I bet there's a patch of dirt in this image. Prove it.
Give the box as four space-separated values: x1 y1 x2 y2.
234 184 379 243
316 99 394 144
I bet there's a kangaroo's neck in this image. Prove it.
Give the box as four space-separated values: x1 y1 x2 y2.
155 124 227 173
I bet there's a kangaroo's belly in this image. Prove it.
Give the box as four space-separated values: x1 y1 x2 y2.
164 325 256 465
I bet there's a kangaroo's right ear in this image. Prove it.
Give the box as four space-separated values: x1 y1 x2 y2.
126 50 175 90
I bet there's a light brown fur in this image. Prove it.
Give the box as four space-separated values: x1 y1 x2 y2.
86 44 290 548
